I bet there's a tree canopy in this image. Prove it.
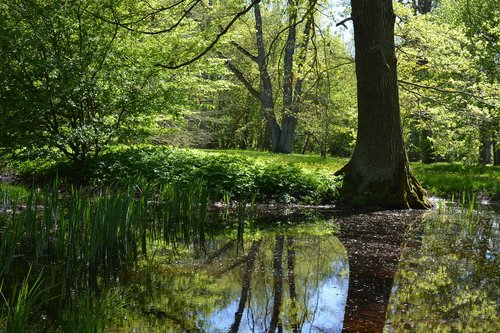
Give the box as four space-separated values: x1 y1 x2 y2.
0 0 498 202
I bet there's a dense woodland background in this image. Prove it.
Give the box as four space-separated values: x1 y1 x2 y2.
0 0 498 167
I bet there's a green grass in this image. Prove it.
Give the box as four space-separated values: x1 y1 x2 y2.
205 149 347 174
4 145 499 201
411 162 500 200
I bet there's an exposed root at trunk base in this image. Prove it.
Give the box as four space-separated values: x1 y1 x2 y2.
335 161 432 210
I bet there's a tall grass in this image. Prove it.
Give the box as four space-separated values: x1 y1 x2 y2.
58 288 125 333
1 267 45 333
0 180 215 330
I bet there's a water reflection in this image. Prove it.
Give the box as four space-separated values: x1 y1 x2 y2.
115 207 498 333
124 229 349 332
338 210 423 332
385 209 500 332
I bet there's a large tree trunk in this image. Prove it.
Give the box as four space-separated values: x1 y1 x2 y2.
254 3 282 152
336 0 430 209
277 0 314 154
277 0 299 153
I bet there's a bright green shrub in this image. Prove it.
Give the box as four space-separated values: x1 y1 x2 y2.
11 145 341 203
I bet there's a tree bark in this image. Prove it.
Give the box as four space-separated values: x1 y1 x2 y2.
278 0 314 153
420 127 434 164
336 0 431 209
479 124 492 164
493 129 500 166
254 3 282 152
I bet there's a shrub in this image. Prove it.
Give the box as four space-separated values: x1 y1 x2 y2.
12 145 341 203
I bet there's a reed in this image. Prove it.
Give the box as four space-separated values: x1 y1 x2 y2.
0 179 217 330
57 288 125 333
2 267 45 333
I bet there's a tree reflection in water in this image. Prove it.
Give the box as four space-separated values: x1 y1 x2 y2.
338 210 424 332
385 210 499 332
121 222 349 332
207 232 349 332
115 207 497 332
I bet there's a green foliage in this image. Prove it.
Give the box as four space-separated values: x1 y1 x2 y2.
386 208 499 332
411 162 500 200
6 145 344 204
0 0 232 164
1 268 45 333
395 1 499 164
0 0 158 162
58 288 125 333
79 146 341 203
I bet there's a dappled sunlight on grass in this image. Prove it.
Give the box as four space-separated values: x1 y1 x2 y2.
411 162 499 199
205 149 347 174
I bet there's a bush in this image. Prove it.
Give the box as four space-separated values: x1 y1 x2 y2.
12 145 341 204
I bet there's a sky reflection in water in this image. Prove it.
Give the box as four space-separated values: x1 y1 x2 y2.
120 207 498 332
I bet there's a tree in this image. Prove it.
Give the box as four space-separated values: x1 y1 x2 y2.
440 0 500 165
214 3 357 154
0 0 164 165
395 1 500 165
222 0 317 153
335 0 431 208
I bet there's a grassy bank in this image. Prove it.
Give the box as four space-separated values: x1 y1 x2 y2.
411 162 499 200
208 150 499 201
6 146 342 204
3 146 499 201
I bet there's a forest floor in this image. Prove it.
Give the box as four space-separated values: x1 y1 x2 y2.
1 147 498 202
208 149 500 202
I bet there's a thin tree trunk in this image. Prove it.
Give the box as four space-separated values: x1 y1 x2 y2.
421 127 434 164
268 235 284 332
287 236 300 333
479 124 492 164
229 240 262 333
336 0 430 209
493 129 500 166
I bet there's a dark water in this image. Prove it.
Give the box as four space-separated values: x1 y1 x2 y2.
114 206 499 332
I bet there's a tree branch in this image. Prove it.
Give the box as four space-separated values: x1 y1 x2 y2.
220 53 260 99
155 0 261 69
336 17 352 28
266 0 318 63
230 41 258 62
86 0 201 35
398 79 497 108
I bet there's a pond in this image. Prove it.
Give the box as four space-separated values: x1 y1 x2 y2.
109 204 499 332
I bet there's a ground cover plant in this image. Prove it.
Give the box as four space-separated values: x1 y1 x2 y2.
8 145 342 205
411 163 500 201
4 146 499 203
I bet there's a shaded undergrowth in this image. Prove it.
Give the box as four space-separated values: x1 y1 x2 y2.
0 181 220 331
9 145 341 205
